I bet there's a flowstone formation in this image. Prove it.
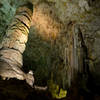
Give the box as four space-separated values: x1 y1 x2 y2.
26 0 100 98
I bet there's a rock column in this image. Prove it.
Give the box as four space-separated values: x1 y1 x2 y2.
0 2 34 87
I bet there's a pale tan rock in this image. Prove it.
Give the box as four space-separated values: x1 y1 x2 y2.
0 48 23 67
0 61 24 80
13 41 26 53
31 2 62 40
0 60 35 87
25 70 35 87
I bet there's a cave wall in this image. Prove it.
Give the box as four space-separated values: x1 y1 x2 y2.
26 0 100 87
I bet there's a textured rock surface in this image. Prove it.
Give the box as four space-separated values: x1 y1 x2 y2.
28 0 100 87
0 1 35 87
0 0 100 99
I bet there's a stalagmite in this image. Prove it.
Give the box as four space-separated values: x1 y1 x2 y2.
0 2 34 87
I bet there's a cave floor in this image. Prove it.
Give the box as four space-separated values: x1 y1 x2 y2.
0 78 100 100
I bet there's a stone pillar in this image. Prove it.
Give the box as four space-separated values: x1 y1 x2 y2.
0 2 34 87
